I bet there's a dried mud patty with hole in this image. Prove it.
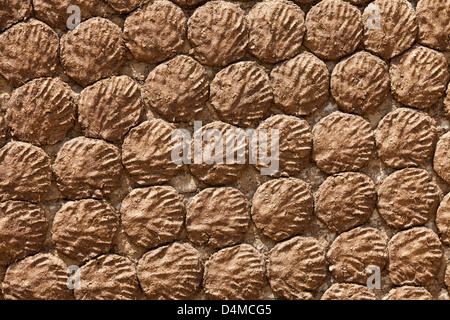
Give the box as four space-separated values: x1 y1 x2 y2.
53 137 123 200
78 75 143 142
433 132 450 184
6 77 76 146
105 0 143 13
247 0 305 64
209 61 272 127
268 236 327 299
137 242 203 300
388 227 443 286
120 186 185 250
0 0 31 32
375 108 437 169
188 1 248 67
0 113 5 147
362 0 418 60
416 0 450 51
251 178 314 241
389 46 449 109
123 0 186 64
74 254 139 300
321 283 376 300
0 19 59 87
327 227 388 284
60 17 125 86
143 55 208 123
436 193 450 246
315 172 376 233
382 286 433 300
331 51 390 115
312 111 375 174
52 199 119 263
2 253 72 300
186 187 250 249
0 141 52 203
304 0 362 61
0 201 48 266
203 244 266 300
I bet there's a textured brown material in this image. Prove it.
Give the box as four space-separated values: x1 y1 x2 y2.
312 111 375 174
0 0 31 32
60 17 125 86
137 242 203 300
331 51 390 115
315 172 376 233
120 186 185 249
0 113 6 147
6 77 76 146
188 1 248 67
434 132 450 184
388 227 443 286
79 76 143 142
321 283 376 300
203 244 266 300
52 199 119 263
446 264 450 291
123 0 186 64
383 286 433 300
0 19 59 87
270 52 329 116
247 0 305 64
106 0 143 13
171 0 205 7
268 236 327 299
445 85 450 120
53 137 123 199
436 193 450 246
74 254 139 300
186 187 250 249
251 178 314 241
376 108 437 169
344 0 372 4
417 0 450 51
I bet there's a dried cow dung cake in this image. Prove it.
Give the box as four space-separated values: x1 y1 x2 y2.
2 253 72 300
188 1 248 67
0 113 6 147
304 0 362 61
268 236 327 299
312 111 375 174
186 187 250 249
74 254 139 300
446 264 450 292
79 75 143 142
436 193 450 246
0 19 59 87
251 178 314 241
171 0 205 7
52 199 119 263
60 17 125 86
270 52 329 116
327 227 388 284
0 141 52 203
209 61 273 127
247 0 305 64
137 242 203 300
321 283 376 300
445 85 450 120
106 0 143 13
0 0 31 32
331 51 390 115
123 0 186 64
203 244 266 300
390 46 449 109
416 0 450 51
376 108 437 169
6 77 76 146
143 55 208 123
362 0 418 60
120 186 185 249
53 137 123 199
382 286 433 300
433 132 450 184
0 201 48 266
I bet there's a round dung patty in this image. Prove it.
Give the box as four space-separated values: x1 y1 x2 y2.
312 111 375 174
120 186 185 249
389 46 449 109
0 19 59 87
53 137 123 199
52 199 119 263
186 187 250 249
445 85 450 120
321 283 376 300
0 113 6 147
203 244 266 300
0 0 31 32
79 75 143 142
210 61 272 127
382 286 433 300
123 0 186 64
251 178 314 241
416 0 450 51
137 242 203 300
247 0 305 64
434 132 450 184
60 17 125 86
331 51 390 115
188 1 248 67
6 77 76 146
105 0 142 13
304 0 362 61
436 193 450 246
